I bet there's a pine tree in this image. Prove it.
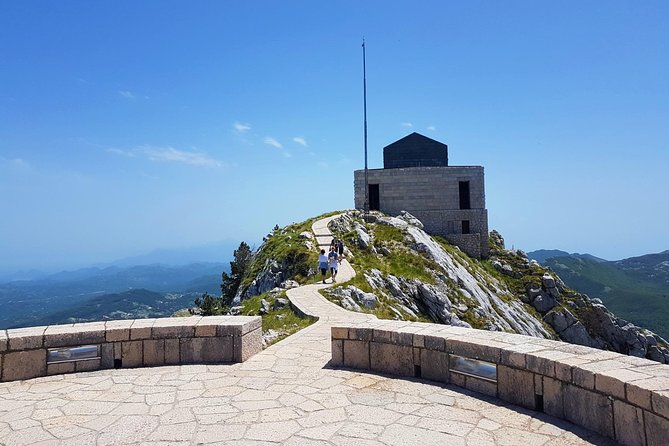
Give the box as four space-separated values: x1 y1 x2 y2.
193 292 224 316
220 241 253 307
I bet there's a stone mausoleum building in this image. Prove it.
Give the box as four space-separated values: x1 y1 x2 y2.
354 132 489 258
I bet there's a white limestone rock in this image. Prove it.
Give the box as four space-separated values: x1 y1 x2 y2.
398 210 424 229
354 223 372 249
262 328 285 347
328 213 355 233
340 295 362 312
281 280 300 289
327 285 377 310
273 298 290 310
364 269 386 290
405 225 551 337
260 299 271 315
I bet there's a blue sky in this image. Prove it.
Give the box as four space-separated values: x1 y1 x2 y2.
1 1 667 271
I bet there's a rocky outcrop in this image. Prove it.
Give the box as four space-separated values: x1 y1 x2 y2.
544 308 604 349
298 231 314 251
354 223 372 250
235 258 285 303
575 300 669 362
324 212 551 338
401 218 551 337
235 261 309 303
327 286 378 312
501 244 669 363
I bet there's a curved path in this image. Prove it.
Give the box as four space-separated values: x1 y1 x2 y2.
0 215 616 445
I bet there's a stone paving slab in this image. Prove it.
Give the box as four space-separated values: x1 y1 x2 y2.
0 214 619 445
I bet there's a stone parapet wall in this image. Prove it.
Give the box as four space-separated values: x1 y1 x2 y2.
331 320 669 446
0 316 262 382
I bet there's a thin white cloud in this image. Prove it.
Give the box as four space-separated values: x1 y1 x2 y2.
234 121 252 133
142 146 222 167
401 122 413 128
282 152 292 158
293 136 308 147
108 146 222 167
427 126 436 131
264 137 283 149
106 148 135 157
141 172 160 180
119 90 135 99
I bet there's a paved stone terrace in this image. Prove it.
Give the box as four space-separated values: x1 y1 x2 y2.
0 215 618 445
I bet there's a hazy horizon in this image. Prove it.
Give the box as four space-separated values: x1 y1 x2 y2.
3 229 667 277
2 1 668 272
0 237 251 275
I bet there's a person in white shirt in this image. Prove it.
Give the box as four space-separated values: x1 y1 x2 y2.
318 249 329 284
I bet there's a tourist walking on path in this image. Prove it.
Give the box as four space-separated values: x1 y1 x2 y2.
318 249 329 284
328 245 339 283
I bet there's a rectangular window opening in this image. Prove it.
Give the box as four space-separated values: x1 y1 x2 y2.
462 220 470 234
459 181 471 210
369 184 380 211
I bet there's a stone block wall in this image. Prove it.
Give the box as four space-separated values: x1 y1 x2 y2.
353 166 489 258
331 320 669 446
0 316 262 382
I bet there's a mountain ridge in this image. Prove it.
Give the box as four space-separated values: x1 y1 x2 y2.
232 211 669 363
0 239 240 282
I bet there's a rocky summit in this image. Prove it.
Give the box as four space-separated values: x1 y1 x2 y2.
237 210 669 364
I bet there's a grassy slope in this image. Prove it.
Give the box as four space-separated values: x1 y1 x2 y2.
239 291 316 345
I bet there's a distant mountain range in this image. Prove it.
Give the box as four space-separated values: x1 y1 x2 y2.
0 262 229 329
527 249 669 339
526 249 607 264
0 239 243 283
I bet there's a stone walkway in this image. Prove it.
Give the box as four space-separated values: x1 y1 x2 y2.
0 215 617 445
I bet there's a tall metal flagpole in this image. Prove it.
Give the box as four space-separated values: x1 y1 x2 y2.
363 39 369 218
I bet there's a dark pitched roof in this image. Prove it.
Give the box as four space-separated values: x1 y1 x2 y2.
383 132 448 169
